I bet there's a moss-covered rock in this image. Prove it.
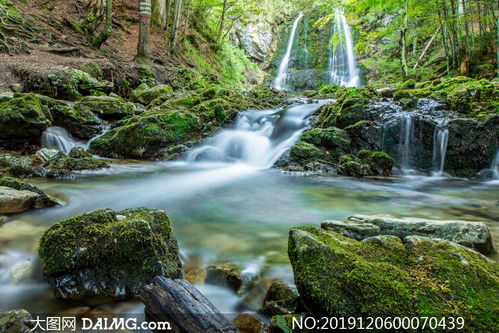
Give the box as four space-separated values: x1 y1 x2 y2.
23 69 114 101
337 150 395 177
75 95 138 120
131 84 174 106
317 87 379 128
0 153 46 178
301 127 350 157
0 93 51 148
39 208 181 304
288 226 499 330
43 147 109 177
289 142 323 164
89 109 201 159
397 79 416 90
260 280 299 317
50 104 101 139
0 176 58 208
206 262 243 293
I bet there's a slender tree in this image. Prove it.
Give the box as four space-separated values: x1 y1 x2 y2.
92 0 113 48
135 0 152 63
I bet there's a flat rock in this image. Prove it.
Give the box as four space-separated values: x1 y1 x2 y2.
0 186 39 214
0 309 34 333
347 214 494 254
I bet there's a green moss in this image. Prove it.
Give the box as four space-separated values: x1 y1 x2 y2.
289 142 323 164
301 127 350 158
288 227 499 330
75 95 137 120
89 109 201 159
0 176 57 207
43 147 109 177
131 84 173 105
50 104 100 139
0 93 50 146
317 87 379 128
337 150 395 177
39 208 181 301
397 79 416 90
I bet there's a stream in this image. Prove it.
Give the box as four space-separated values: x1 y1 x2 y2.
0 99 498 323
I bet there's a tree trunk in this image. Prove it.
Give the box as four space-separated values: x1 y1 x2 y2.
92 0 113 48
217 0 229 45
400 0 410 77
183 0 192 37
169 0 182 56
135 0 152 63
413 27 441 69
165 0 172 27
141 277 239 333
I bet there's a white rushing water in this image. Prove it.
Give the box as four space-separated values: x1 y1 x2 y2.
187 100 330 169
432 124 450 177
41 126 82 154
272 12 304 91
328 10 360 87
399 113 414 174
491 149 499 179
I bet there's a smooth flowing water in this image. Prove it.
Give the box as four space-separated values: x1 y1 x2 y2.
41 127 83 154
1 100 498 321
399 113 414 174
272 12 304 91
327 10 360 87
432 125 450 177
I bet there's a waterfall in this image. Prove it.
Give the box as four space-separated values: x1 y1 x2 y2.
303 16 309 70
186 100 330 169
327 10 360 87
399 113 414 174
432 124 449 177
491 150 499 179
41 126 81 154
272 12 304 91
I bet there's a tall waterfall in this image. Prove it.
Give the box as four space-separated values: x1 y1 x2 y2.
432 124 449 177
272 12 304 91
41 126 81 154
186 100 330 169
327 10 360 87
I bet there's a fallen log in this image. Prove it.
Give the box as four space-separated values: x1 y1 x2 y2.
141 277 239 333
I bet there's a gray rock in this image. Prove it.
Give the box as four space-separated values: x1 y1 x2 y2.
36 148 60 162
347 214 494 254
321 220 380 240
0 186 39 214
0 309 34 333
235 15 274 62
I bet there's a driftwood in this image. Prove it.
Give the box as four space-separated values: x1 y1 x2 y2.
141 277 239 333
47 47 81 54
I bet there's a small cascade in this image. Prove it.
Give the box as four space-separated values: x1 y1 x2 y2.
432 123 450 177
327 10 360 87
399 113 414 174
272 12 304 91
490 150 499 179
186 100 330 169
41 126 81 154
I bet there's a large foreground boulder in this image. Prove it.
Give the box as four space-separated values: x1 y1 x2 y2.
288 226 498 330
39 208 181 304
322 214 494 254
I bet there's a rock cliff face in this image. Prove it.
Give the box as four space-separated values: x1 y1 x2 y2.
234 15 275 62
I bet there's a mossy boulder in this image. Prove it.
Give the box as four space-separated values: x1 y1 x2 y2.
397 79 416 90
0 176 58 208
131 84 174 106
289 142 323 164
317 87 379 128
43 147 109 178
301 127 350 157
39 208 182 304
0 153 46 178
23 69 113 101
191 98 231 123
288 226 499 330
0 93 51 148
89 109 201 159
50 104 101 139
75 95 138 120
337 150 395 177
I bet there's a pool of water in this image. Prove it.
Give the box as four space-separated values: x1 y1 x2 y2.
1 161 498 316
